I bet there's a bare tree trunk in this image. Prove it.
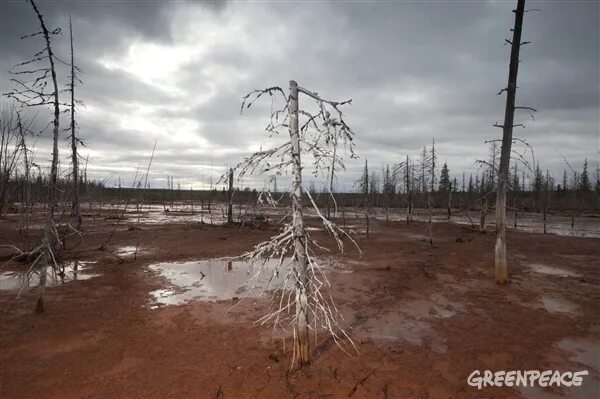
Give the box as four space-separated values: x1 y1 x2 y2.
31 0 60 313
289 80 310 366
447 189 452 220
327 131 337 220
69 16 82 231
495 0 525 284
428 141 435 245
227 168 233 224
406 155 412 224
464 204 475 228
18 115 32 245
543 170 548 234
480 197 487 233
190 187 194 214
428 192 433 245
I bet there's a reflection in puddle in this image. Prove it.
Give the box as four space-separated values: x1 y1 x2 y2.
148 258 293 306
527 263 581 278
0 261 100 291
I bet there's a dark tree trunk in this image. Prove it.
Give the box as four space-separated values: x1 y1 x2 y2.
495 0 526 284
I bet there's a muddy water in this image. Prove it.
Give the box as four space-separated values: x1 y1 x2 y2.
148 258 295 306
0 261 100 291
541 297 580 314
519 338 600 399
362 208 600 238
527 263 582 278
355 292 465 352
101 201 600 238
112 203 287 226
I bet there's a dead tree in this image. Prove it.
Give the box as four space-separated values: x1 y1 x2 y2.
494 0 533 284
326 121 339 219
429 146 435 245
480 198 488 233
393 155 413 224
479 175 488 233
0 108 21 215
513 163 519 228
68 15 83 231
232 81 358 367
406 156 413 223
227 167 234 224
543 169 549 234
16 112 35 245
420 139 437 245
6 0 62 312
447 183 452 220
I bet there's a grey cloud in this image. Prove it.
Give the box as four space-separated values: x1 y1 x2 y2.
1 0 598 190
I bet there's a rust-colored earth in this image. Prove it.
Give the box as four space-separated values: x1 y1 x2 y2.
1 211 599 398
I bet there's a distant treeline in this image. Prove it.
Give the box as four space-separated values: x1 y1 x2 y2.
1 163 598 216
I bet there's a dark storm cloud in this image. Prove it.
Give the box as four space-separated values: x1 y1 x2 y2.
1 0 598 190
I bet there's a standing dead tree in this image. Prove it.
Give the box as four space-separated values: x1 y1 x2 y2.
325 117 341 220
479 175 488 233
0 108 22 216
476 137 534 234
494 0 535 284
227 167 234 224
232 81 359 367
16 112 35 243
67 15 84 231
419 139 437 245
393 155 414 224
5 0 63 312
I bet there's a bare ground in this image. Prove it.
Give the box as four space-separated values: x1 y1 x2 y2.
1 211 599 398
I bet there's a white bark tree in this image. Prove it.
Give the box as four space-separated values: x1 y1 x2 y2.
5 0 62 312
232 81 359 367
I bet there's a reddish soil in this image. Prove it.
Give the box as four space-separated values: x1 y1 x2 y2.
1 212 599 398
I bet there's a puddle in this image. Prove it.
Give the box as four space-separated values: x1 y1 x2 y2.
541 297 579 315
116 245 148 257
356 293 462 350
403 293 465 320
519 338 600 399
0 261 100 291
148 258 296 306
369 208 600 238
556 338 600 372
527 263 581 278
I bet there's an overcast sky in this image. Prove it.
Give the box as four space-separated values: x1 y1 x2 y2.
1 0 598 192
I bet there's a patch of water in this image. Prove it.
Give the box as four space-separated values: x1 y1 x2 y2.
357 293 463 350
541 297 579 315
116 245 149 257
556 338 600 372
365 208 600 238
148 258 293 306
527 263 581 278
0 261 100 291
519 339 600 399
